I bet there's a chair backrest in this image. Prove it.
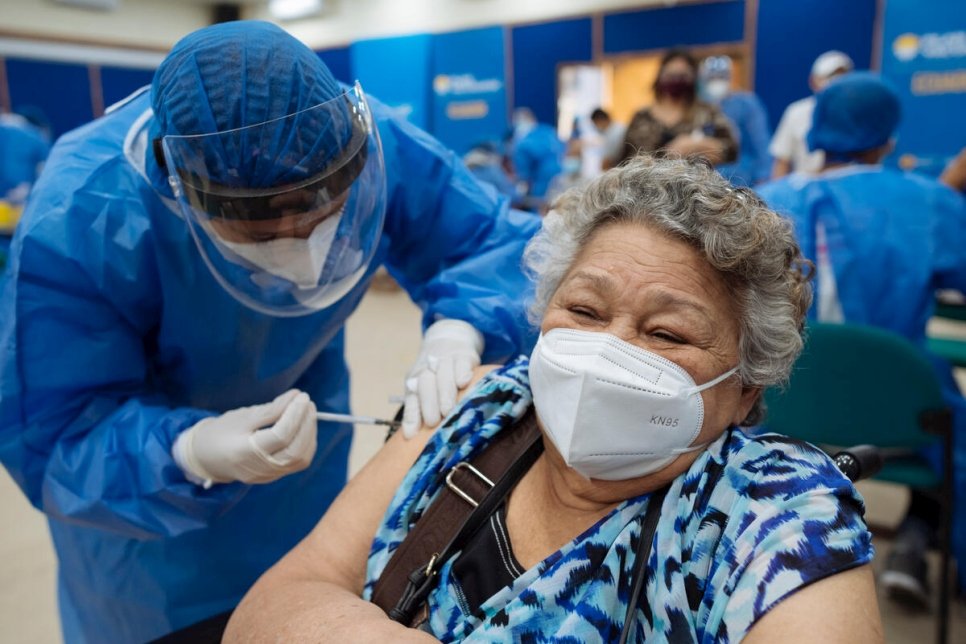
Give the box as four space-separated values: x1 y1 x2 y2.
764 323 947 450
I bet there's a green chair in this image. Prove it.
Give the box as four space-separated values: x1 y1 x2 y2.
928 336 966 369
764 323 955 644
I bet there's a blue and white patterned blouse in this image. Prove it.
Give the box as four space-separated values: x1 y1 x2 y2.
364 356 873 642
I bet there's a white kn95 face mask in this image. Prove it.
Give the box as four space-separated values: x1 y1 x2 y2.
528 328 738 481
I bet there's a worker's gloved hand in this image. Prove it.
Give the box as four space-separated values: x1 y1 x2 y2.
402 319 484 438
172 389 318 487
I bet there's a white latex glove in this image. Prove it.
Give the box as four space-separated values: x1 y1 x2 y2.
402 319 484 438
172 389 318 488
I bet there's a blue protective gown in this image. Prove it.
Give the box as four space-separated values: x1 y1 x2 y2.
717 92 771 188
512 124 564 199
0 87 540 643
0 115 50 201
758 165 966 589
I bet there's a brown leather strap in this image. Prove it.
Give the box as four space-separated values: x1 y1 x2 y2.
371 409 540 614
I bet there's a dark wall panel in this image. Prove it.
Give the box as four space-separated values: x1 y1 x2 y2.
101 66 156 108
603 1 745 54
317 47 352 84
6 58 93 138
755 0 876 125
511 17 593 125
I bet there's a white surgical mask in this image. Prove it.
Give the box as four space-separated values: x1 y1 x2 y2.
704 79 731 103
529 328 738 481
218 208 344 289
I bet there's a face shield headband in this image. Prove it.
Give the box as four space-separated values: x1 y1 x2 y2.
160 82 388 317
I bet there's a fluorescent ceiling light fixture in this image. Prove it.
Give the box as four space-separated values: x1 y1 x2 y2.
269 0 323 21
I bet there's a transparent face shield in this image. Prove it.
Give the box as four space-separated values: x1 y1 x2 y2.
162 82 387 316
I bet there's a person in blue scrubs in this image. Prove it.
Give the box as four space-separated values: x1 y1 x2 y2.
699 55 771 187
757 72 966 605
463 141 518 201
0 111 50 203
0 21 539 643
509 107 564 208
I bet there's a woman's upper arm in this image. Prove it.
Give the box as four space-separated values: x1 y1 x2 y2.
742 565 884 644
266 422 434 594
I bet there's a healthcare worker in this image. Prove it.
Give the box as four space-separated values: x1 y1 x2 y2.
462 141 518 201
699 56 772 187
0 21 539 643
509 107 564 207
757 72 966 606
0 111 50 203
769 50 853 178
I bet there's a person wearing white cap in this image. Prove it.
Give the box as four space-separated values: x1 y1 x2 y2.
769 50 854 178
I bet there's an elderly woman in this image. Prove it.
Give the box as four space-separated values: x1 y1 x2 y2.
226 156 882 643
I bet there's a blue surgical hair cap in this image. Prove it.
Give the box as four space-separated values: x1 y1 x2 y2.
151 20 352 189
807 72 901 157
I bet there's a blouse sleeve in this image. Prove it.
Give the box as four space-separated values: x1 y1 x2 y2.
711 438 874 641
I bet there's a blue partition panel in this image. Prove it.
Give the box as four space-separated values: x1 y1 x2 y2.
603 1 745 54
431 26 508 155
317 46 352 84
755 0 876 126
511 17 593 125
351 34 433 130
101 66 156 108
6 58 94 138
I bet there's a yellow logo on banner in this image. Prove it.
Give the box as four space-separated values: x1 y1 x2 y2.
893 33 920 61
433 75 452 95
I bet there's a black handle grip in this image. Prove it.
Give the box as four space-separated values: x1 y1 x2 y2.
833 444 884 482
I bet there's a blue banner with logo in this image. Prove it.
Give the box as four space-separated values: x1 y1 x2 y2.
350 34 433 130
431 26 508 155
880 0 966 175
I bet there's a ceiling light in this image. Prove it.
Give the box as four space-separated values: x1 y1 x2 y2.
269 0 323 21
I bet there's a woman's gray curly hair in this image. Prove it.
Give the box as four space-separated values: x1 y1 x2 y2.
523 155 813 426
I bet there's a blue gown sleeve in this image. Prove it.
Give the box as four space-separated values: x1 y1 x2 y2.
375 109 541 362
0 184 248 540
744 95 773 185
931 182 966 292
511 139 536 191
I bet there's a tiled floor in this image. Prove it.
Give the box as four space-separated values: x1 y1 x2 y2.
0 285 963 642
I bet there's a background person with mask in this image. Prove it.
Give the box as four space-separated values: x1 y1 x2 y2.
0 110 50 205
590 108 626 171
769 50 853 178
509 107 565 208
757 72 966 606
462 140 518 201
699 55 772 187
569 108 625 179
617 49 738 167
0 20 539 644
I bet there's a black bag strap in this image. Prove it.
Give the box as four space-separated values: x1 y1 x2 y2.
618 484 670 644
371 410 542 621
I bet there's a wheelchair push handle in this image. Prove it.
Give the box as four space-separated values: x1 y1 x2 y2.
832 444 884 483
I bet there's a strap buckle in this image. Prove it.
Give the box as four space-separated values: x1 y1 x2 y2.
444 461 494 508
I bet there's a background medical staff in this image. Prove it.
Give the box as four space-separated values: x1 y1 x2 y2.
0 21 539 643
757 72 966 601
0 111 49 204
699 56 772 187
769 50 853 178
509 107 565 207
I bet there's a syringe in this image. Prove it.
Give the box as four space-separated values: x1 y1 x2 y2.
316 411 401 429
